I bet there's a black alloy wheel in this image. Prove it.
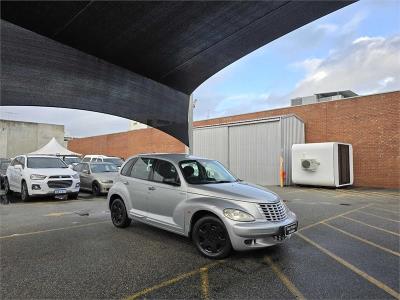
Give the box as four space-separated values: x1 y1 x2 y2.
92 182 101 196
192 216 232 259
21 181 30 202
110 198 131 228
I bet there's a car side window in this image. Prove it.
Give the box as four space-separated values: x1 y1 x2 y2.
120 158 137 176
153 160 180 186
82 157 90 162
96 158 102 162
19 157 26 168
130 157 154 180
82 164 90 173
10 158 17 166
74 164 83 172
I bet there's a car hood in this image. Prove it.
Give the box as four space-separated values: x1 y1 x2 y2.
92 172 118 181
187 181 280 203
27 168 76 176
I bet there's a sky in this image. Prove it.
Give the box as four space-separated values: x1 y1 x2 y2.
1 0 399 137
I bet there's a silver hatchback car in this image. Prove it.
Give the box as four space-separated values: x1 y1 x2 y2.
108 154 298 259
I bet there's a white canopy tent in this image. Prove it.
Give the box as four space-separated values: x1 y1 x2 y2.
29 137 81 156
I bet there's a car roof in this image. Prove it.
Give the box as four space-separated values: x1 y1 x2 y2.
137 153 210 163
25 155 62 158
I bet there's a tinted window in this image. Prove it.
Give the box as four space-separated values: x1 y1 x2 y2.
91 163 118 173
130 157 154 180
120 158 137 176
18 157 26 168
179 159 236 184
95 158 102 162
27 157 67 169
153 160 180 185
82 157 90 162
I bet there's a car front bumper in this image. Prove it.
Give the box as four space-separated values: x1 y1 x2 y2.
98 182 113 194
226 212 298 251
27 179 80 196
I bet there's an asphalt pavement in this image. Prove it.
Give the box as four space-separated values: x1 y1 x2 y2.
0 186 399 299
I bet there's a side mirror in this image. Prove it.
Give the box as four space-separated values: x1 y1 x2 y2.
15 165 22 170
68 165 73 169
83 170 89 174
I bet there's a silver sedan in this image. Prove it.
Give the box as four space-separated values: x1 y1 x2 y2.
74 162 118 195
107 154 298 259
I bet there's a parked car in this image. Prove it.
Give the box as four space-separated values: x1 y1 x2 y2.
0 158 11 189
73 162 118 195
61 156 81 167
4 155 80 201
82 155 124 169
107 154 298 259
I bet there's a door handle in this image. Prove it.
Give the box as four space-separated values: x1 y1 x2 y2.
122 181 129 185
148 186 156 191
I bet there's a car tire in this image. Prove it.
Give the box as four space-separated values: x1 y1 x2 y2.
21 181 30 202
4 178 12 195
92 182 101 196
69 193 79 200
110 198 131 228
192 215 232 259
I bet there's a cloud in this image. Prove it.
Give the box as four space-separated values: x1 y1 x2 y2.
289 35 400 98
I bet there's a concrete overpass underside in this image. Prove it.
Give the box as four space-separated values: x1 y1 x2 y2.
0 1 354 145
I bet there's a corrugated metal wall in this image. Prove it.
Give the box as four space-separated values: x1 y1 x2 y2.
229 121 281 185
281 116 305 185
193 126 229 167
193 115 304 186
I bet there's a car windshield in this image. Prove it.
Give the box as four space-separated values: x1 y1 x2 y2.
179 159 237 184
103 158 124 167
91 163 118 173
64 157 81 165
0 162 10 170
27 157 68 168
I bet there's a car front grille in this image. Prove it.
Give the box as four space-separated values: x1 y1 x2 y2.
259 202 287 222
47 180 72 188
49 175 71 179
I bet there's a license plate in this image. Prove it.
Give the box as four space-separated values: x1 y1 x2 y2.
283 222 298 236
55 189 67 194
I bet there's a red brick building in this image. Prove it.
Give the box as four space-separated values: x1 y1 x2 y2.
68 91 400 188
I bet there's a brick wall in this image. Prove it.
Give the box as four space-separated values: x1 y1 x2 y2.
68 91 400 188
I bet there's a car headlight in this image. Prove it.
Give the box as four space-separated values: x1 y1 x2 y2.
223 209 255 222
100 180 113 184
72 173 80 179
30 174 47 180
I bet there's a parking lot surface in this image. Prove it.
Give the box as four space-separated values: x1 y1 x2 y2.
1 187 399 299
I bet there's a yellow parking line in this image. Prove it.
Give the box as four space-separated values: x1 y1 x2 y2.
357 210 400 223
297 232 400 299
341 216 400 237
44 212 73 217
264 256 306 300
322 222 400 257
370 206 400 214
123 261 223 300
299 203 374 232
0 221 109 239
200 267 210 300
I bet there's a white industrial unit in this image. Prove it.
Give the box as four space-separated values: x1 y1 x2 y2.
193 115 305 186
291 142 353 187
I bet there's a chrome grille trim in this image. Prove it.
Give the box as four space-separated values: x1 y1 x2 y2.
259 202 287 222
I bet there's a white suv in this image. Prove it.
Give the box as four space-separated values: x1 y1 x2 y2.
4 155 80 201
